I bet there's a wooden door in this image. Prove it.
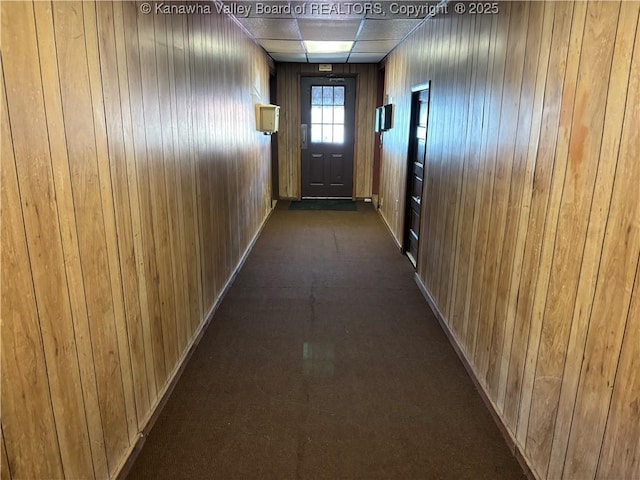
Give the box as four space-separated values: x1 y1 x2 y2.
300 77 355 198
405 86 430 267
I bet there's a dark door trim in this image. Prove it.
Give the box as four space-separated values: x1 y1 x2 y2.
403 82 431 268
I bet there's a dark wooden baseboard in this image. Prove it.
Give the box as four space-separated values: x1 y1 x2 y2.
413 273 537 480
376 208 402 251
115 204 276 480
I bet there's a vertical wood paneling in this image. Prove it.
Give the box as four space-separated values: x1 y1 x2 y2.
136 2 180 378
95 0 152 424
165 13 190 355
504 0 574 432
2 1 272 477
83 0 139 447
561 10 640 475
444 12 476 329
116 0 163 402
278 63 300 199
276 63 377 199
526 3 619 474
467 8 507 363
112 2 157 406
491 1 545 402
597 263 640 479
354 63 378 198
153 9 188 359
191 13 214 309
52 2 131 470
475 2 526 385
517 0 587 450
32 3 110 475
547 4 640 477
448 14 493 344
170 11 204 340
380 2 640 479
185 12 204 334
1 428 10 480
433 12 464 314
430 14 450 296
1 2 94 476
417 16 445 285
498 1 553 413
378 43 410 244
1 54 65 480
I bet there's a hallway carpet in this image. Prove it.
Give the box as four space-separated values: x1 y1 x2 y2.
128 202 525 480
289 199 358 211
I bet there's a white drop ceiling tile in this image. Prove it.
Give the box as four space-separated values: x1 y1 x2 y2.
236 18 300 40
306 53 350 63
269 52 309 62
297 19 361 41
347 53 386 63
352 40 397 53
258 39 305 53
357 19 422 40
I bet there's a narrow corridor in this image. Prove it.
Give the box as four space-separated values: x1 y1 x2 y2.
128 202 524 479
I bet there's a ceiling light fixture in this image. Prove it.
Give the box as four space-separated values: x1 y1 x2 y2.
304 40 354 54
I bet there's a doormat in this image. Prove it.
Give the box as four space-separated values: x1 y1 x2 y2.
289 200 357 211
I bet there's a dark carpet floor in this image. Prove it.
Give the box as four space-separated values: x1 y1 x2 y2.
289 199 358 211
128 202 525 480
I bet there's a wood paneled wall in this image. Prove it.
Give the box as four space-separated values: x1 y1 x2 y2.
1 2 272 478
380 2 640 479
276 63 378 199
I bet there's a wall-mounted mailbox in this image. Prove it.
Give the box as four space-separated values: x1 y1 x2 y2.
255 104 280 134
375 104 393 132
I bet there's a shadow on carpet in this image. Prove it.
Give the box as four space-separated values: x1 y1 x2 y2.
289 199 357 211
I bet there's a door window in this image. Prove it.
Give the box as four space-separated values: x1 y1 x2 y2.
310 85 345 144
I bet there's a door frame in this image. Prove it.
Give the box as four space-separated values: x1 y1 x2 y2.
299 74 357 199
403 81 431 265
